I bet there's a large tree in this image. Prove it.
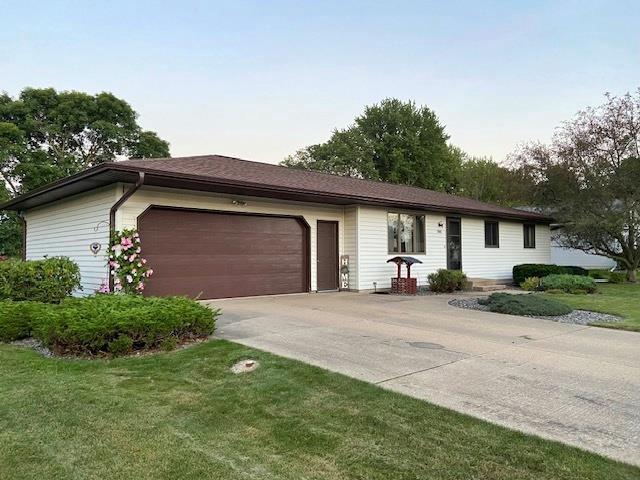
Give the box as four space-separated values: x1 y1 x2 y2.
282 98 461 192
0 87 170 256
513 90 640 281
456 155 536 207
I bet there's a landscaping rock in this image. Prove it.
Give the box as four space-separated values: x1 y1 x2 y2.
10 338 53 357
449 298 622 325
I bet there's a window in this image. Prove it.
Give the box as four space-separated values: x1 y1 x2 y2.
484 220 499 248
388 213 425 253
524 224 536 248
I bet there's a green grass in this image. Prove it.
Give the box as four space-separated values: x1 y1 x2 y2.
0 341 637 479
548 283 640 332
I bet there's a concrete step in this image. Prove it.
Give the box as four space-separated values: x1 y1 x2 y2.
472 284 510 292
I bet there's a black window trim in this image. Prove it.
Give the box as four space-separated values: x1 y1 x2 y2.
484 219 500 248
523 223 536 249
387 211 427 254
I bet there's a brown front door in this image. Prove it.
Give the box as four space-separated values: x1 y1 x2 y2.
317 220 338 291
138 207 309 299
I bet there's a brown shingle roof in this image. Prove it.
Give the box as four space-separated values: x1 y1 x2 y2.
119 154 548 221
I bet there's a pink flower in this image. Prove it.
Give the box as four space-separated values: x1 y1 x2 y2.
141 258 147 264
114 284 123 292
137 263 142 268
146 269 154 277
126 275 133 284
129 254 136 262
136 247 141 253
137 282 145 291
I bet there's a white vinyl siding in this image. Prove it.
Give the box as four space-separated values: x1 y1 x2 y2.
461 218 551 279
343 206 358 289
356 206 447 290
24 185 117 295
115 185 345 292
354 206 551 289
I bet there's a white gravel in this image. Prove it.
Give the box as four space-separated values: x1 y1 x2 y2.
449 297 622 325
10 338 53 357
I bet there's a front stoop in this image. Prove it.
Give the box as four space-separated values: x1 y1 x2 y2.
468 278 512 292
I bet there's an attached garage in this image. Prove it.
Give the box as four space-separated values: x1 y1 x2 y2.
138 207 310 299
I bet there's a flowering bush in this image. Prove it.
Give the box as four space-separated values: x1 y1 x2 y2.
108 228 153 294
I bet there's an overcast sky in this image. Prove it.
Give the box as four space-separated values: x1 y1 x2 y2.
2 0 639 164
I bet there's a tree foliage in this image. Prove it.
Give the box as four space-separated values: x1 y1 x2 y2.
0 88 170 256
282 98 461 191
512 90 640 281
456 155 535 206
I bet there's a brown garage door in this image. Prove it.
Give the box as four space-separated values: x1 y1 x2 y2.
138 207 309 299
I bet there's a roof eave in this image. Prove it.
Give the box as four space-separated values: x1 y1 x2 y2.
1 163 553 223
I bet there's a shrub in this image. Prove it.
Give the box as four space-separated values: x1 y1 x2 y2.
109 228 153 294
561 266 589 277
540 274 597 294
0 301 51 342
512 264 588 285
428 269 468 293
0 257 81 303
31 295 218 356
608 272 626 284
480 293 573 316
520 277 542 291
108 335 133 356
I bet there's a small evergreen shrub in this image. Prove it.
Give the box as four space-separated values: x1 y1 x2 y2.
0 257 81 303
480 293 573 316
540 274 597 294
608 272 626 284
512 264 588 285
0 301 50 342
428 269 468 293
520 277 542 291
31 295 218 356
561 266 589 277
108 335 133 356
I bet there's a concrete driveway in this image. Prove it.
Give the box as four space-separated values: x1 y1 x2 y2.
209 292 640 465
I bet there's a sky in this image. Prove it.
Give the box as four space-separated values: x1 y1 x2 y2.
2 0 639 165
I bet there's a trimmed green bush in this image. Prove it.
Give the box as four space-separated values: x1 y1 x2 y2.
608 272 626 284
520 277 542 291
561 266 589 277
0 301 50 342
108 335 133 356
30 295 218 356
0 257 81 303
479 293 573 316
512 264 588 285
540 274 597 294
428 269 468 293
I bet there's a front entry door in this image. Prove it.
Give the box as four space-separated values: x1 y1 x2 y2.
317 221 339 291
446 217 462 270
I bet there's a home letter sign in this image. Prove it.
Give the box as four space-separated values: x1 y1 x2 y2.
340 255 349 290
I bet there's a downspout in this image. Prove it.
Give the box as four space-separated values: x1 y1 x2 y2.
108 172 145 291
17 212 26 261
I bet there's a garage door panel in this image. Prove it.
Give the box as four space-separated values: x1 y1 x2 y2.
138 208 308 299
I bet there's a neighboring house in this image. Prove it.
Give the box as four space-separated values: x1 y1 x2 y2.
550 227 617 269
1 155 552 299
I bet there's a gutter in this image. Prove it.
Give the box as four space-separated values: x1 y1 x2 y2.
108 172 145 291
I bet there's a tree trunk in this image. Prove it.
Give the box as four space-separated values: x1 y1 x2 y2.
628 269 637 283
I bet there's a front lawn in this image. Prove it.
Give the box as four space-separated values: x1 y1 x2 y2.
548 283 640 332
1 341 637 479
